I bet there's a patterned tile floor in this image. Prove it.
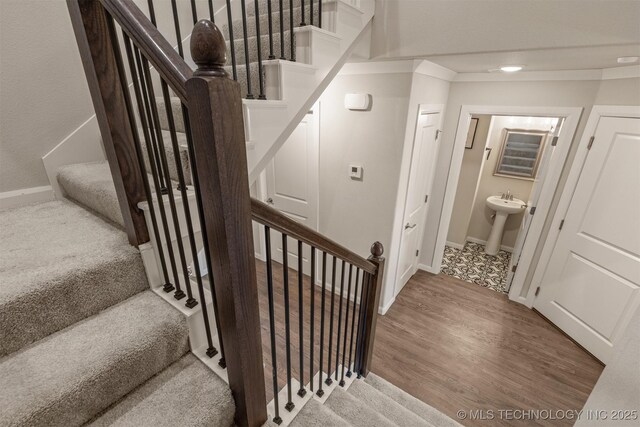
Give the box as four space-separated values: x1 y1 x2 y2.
441 242 511 294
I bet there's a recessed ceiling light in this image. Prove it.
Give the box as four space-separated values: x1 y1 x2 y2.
500 65 523 72
617 56 639 64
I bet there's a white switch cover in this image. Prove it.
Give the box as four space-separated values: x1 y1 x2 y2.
349 164 363 180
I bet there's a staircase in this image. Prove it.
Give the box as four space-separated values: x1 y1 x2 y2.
0 199 234 426
2 0 458 425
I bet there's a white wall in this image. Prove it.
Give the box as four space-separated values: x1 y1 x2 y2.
317 72 413 262
419 79 602 270
0 0 206 194
381 70 451 311
446 114 491 246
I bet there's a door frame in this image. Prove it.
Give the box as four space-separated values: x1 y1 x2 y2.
431 105 582 306
525 105 640 308
390 104 445 301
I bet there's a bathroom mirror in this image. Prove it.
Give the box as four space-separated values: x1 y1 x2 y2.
494 129 548 180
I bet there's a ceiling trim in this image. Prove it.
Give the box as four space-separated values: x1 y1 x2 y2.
339 60 415 75
412 60 457 81
601 65 640 80
454 69 603 82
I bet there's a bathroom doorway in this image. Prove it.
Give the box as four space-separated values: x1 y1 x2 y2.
440 114 562 294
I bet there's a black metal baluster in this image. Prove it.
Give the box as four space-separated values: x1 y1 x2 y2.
133 47 184 301
335 259 346 381
309 0 313 26
297 240 307 397
141 56 197 308
121 33 174 296
346 268 360 377
289 0 295 61
239 0 254 98
253 0 266 99
225 0 238 80
339 264 353 386
325 256 336 385
309 247 316 392
318 0 322 28
190 0 198 24
208 0 215 21
265 227 282 425
159 80 222 353
146 0 157 26
170 0 185 58
267 0 275 59
317 251 327 397
282 234 295 411
355 272 369 378
278 0 285 59
181 109 225 362
300 0 306 25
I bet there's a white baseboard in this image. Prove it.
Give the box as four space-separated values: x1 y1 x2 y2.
0 186 55 210
42 115 104 199
379 296 395 315
465 236 514 253
417 263 440 274
445 240 464 250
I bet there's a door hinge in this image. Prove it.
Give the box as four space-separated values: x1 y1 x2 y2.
415 249 420 257
530 206 536 215
424 194 429 203
511 264 518 273
559 219 565 230
587 136 595 150
535 286 541 296
436 130 442 140
551 136 559 147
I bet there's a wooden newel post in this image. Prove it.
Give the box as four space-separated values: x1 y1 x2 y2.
361 241 385 377
67 0 149 246
186 20 267 427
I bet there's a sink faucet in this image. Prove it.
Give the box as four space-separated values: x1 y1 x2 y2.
502 190 513 200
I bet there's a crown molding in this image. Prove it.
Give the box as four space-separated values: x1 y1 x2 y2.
339 60 415 75
454 69 604 82
412 60 457 81
601 65 640 80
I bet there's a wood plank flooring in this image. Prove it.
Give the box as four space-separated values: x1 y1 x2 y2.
371 271 604 426
254 262 603 426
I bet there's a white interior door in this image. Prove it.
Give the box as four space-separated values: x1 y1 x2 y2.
395 112 441 293
505 127 558 289
265 110 319 275
534 116 640 363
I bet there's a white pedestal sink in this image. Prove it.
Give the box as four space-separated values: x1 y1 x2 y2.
485 195 526 255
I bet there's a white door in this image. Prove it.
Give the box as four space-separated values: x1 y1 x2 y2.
534 117 640 363
395 112 441 293
265 110 319 274
505 125 558 289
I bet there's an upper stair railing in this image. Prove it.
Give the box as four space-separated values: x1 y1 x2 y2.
68 0 382 426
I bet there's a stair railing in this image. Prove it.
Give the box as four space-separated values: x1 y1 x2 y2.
69 1 382 426
251 199 385 424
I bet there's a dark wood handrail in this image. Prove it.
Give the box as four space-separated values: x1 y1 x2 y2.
251 198 377 274
100 0 192 104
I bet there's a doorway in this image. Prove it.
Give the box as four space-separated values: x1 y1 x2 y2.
394 107 442 295
441 114 561 294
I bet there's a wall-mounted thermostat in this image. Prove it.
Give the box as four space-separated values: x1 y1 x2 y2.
349 164 363 180
344 93 371 111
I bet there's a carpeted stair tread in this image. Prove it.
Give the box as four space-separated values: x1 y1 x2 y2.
325 385 395 427
0 200 148 357
222 5 317 41
58 161 124 227
247 0 303 17
227 62 263 98
227 30 294 67
89 354 234 427
347 379 432 426
0 291 189 427
288 398 350 427
140 127 192 186
364 373 463 427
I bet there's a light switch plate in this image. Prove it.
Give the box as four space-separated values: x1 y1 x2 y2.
349 164 363 180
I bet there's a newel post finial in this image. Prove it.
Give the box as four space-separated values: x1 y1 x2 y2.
370 241 384 258
190 19 228 77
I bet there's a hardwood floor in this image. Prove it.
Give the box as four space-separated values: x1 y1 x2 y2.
254 262 603 426
371 271 604 426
